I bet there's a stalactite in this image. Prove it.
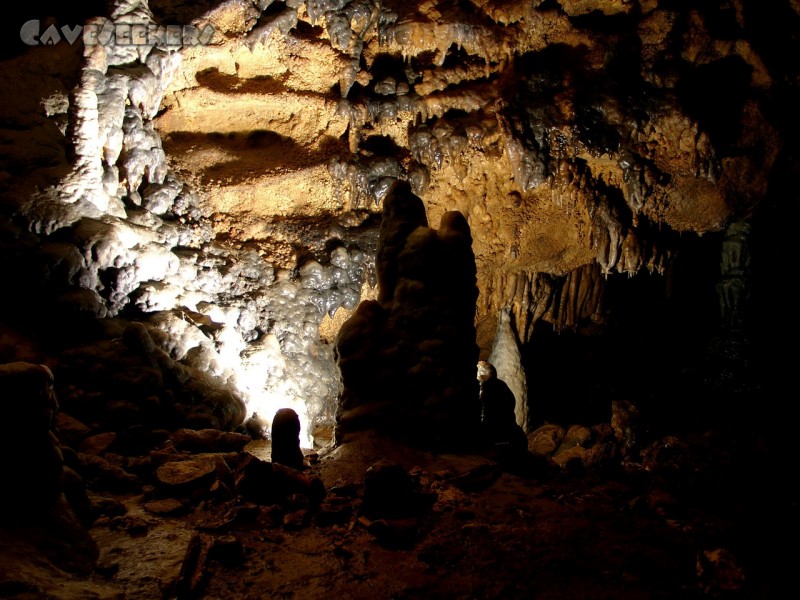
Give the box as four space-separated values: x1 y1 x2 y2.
328 155 403 210
414 63 503 96
589 200 624 276
482 269 559 344
382 22 508 65
548 264 605 333
497 109 551 193
488 307 530 433
617 231 644 277
246 6 300 49
3 0 779 472
415 85 494 122
646 241 672 275
335 99 369 152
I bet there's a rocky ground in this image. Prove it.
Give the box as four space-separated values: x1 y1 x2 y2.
0 332 794 600
0 432 787 600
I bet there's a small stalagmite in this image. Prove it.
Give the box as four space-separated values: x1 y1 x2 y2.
271 408 305 470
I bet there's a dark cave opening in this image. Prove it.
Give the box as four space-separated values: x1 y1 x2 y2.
676 56 753 153
522 229 750 438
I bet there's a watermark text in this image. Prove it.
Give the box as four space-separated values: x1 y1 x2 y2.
20 18 215 47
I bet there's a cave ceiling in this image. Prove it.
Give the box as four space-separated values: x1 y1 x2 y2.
150 0 780 336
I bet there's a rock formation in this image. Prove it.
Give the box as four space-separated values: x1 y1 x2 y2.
0 362 62 514
0 2 797 593
334 179 480 448
270 407 305 469
488 306 529 432
477 360 527 450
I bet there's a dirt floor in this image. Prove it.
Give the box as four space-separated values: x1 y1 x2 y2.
1 420 794 600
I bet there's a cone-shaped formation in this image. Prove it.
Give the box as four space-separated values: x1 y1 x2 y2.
270 408 305 470
335 180 480 449
488 307 530 433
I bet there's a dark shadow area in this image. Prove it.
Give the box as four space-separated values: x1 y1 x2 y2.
368 53 408 86
676 56 753 153
148 0 224 25
568 8 641 35
162 130 349 186
360 135 404 156
0 1 108 60
523 230 725 435
195 69 292 95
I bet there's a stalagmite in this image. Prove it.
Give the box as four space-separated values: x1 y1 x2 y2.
0 0 792 594
335 180 480 448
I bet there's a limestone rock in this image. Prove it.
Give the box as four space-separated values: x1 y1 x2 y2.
559 0 634 17
155 457 221 493
233 453 325 507
56 412 92 448
0 0 789 472
527 424 565 457
143 498 189 516
78 432 118 455
488 307 530 432
77 453 141 494
335 181 481 449
170 428 251 453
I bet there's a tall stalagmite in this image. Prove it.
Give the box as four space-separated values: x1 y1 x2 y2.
334 180 480 448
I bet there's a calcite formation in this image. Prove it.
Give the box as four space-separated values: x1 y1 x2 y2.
488 307 529 433
0 0 792 438
334 180 481 448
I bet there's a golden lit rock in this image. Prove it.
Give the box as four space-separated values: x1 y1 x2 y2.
559 0 634 17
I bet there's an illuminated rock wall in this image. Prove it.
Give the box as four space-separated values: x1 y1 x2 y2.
151 0 779 344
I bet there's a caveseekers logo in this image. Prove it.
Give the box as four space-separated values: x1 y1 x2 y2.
20 18 215 47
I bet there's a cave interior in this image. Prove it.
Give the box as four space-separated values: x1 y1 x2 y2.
0 0 798 598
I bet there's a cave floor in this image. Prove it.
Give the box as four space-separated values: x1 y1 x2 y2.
1 425 792 600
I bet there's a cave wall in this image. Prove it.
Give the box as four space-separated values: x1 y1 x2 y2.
0 0 796 438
